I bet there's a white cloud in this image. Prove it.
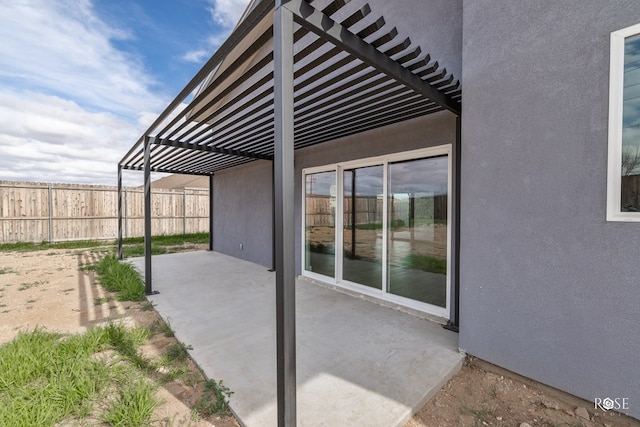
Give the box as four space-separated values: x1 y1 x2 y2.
0 0 165 119
182 1 250 63
207 0 251 28
182 49 211 64
0 90 142 186
0 0 170 186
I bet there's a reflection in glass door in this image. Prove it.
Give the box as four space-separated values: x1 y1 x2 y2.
387 156 448 307
304 171 336 277
302 147 451 317
343 165 384 289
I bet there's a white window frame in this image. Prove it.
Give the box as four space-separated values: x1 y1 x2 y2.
301 145 452 319
607 22 640 222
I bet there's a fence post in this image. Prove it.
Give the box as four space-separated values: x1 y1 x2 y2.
124 188 129 238
183 189 187 235
47 182 53 243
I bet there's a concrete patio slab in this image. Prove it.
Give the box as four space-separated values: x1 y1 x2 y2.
129 251 463 427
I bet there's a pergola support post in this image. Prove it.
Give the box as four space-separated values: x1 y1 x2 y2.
209 174 214 251
274 3 296 426
117 164 123 260
446 116 461 332
144 136 156 295
270 160 276 272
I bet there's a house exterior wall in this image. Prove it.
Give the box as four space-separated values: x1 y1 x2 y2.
460 1 640 418
368 0 462 81
210 112 457 272
212 160 273 267
294 112 458 275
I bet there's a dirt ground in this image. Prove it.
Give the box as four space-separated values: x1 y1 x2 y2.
1 248 638 427
0 247 237 427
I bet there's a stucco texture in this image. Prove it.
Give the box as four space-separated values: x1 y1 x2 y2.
213 160 273 268
460 1 640 418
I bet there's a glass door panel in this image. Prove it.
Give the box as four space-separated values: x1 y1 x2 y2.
343 165 384 289
304 171 336 277
387 156 448 307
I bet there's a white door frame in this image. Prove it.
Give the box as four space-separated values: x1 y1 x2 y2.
301 145 452 319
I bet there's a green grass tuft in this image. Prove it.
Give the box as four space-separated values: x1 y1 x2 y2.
121 244 167 258
0 240 106 253
95 255 146 301
0 325 158 426
402 254 447 275
0 233 209 254
120 233 209 247
194 379 234 418
163 343 193 364
103 378 159 427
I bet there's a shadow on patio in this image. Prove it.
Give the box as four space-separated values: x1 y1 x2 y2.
128 251 463 427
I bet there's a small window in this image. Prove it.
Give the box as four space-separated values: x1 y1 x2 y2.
608 23 640 221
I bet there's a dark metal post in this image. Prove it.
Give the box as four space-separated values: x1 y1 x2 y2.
117 164 123 260
274 3 296 426
144 136 154 295
209 174 214 251
409 192 415 242
446 116 461 332
271 161 276 271
351 170 356 259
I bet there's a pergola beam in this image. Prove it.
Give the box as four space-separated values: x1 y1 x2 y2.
118 0 275 165
282 0 460 116
154 138 273 161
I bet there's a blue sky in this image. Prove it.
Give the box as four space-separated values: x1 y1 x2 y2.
0 0 250 186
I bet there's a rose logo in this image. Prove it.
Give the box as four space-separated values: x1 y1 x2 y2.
602 397 615 411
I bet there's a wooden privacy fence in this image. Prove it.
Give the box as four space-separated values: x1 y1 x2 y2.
0 181 209 243
305 194 447 227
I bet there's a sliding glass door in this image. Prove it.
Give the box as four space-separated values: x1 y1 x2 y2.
387 156 448 307
302 146 451 317
342 165 384 289
304 171 336 277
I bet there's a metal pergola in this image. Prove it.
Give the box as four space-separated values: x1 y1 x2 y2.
117 0 461 425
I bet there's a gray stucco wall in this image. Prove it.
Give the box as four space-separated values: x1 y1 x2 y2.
211 112 457 273
460 1 640 418
294 112 457 275
369 0 462 81
213 160 273 268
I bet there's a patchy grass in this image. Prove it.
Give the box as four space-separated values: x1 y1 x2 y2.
194 379 234 418
139 300 156 311
94 296 114 305
149 318 175 338
79 263 96 271
121 244 167 258
0 240 107 253
0 233 209 255
163 343 193 364
0 267 14 274
464 404 495 425
120 233 209 247
0 324 158 426
402 254 447 275
18 280 47 291
95 255 145 301
102 378 159 427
